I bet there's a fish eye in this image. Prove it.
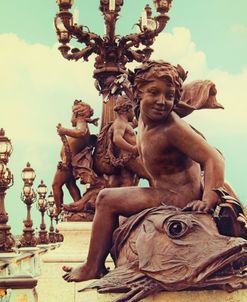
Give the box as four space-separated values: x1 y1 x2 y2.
167 220 187 238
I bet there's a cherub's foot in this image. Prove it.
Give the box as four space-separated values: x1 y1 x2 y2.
62 264 108 282
63 200 86 212
63 203 76 212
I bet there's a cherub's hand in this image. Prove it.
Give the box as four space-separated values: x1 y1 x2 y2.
56 124 66 136
183 200 214 213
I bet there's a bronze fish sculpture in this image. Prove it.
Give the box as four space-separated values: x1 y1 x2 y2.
80 205 247 302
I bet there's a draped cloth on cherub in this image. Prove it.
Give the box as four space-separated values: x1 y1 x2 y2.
71 145 97 184
174 80 224 117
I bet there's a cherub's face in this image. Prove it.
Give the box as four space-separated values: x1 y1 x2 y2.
71 105 93 126
140 79 175 122
81 105 92 118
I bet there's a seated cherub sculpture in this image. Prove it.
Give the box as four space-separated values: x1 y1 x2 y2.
62 60 247 286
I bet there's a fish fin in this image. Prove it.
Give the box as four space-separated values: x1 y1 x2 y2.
79 263 144 293
111 278 163 302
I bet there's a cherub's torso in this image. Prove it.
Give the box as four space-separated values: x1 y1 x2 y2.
137 112 202 207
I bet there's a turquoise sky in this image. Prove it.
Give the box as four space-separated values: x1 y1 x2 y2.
0 0 247 234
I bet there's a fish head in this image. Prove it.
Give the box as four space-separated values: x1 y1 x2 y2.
129 207 247 290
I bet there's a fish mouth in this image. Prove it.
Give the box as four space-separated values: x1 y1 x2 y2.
196 243 247 286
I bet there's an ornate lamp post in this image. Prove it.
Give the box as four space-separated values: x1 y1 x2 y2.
47 192 57 244
55 214 64 243
36 180 49 245
0 129 15 252
54 0 173 127
20 163 37 247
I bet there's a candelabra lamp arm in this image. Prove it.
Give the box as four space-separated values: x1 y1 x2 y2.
120 33 141 49
58 44 96 61
88 32 103 44
58 45 73 60
72 25 103 46
153 14 170 35
124 49 145 63
73 46 97 62
120 30 155 51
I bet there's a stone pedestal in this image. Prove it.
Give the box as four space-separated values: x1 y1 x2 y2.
42 222 93 263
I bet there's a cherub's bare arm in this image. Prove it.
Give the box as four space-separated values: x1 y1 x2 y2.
57 122 88 138
169 114 224 211
113 120 138 155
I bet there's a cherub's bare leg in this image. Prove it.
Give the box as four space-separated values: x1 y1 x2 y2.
66 179 81 202
52 169 71 214
62 186 163 282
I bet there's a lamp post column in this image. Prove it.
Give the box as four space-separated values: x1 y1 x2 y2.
0 129 15 253
20 163 37 247
47 192 57 244
37 180 49 245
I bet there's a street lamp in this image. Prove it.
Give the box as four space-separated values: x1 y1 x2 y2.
0 128 13 164
47 191 55 207
36 180 49 245
21 162 36 186
54 0 173 128
0 129 15 252
47 192 57 244
20 163 37 247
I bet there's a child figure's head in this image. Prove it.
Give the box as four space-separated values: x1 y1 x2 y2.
133 61 187 118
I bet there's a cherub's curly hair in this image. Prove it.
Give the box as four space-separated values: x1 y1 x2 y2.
72 100 94 118
133 60 187 117
114 95 133 114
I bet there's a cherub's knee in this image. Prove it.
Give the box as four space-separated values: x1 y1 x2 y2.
96 188 111 209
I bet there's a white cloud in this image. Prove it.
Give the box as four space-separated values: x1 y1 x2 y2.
152 28 208 79
149 28 247 135
0 33 100 146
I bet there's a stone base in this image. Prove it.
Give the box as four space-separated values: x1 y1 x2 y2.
76 285 247 302
42 222 99 263
63 212 94 222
